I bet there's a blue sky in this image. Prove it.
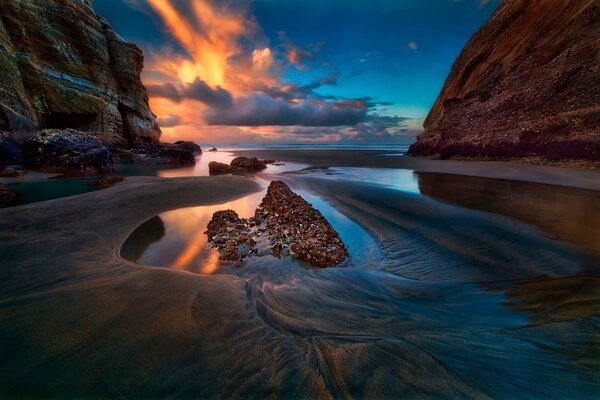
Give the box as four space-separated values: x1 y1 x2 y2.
95 0 499 143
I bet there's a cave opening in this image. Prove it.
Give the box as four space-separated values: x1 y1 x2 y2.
40 112 99 131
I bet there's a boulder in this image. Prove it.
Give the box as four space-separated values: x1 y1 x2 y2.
23 130 113 175
174 141 202 155
230 157 268 171
208 161 233 175
208 147 218 152
0 183 15 205
123 143 196 165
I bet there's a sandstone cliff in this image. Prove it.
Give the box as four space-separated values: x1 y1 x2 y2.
408 0 600 163
0 0 160 144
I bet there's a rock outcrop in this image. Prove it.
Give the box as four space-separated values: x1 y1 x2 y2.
23 130 113 175
205 181 349 267
208 157 271 175
408 0 600 163
0 0 160 144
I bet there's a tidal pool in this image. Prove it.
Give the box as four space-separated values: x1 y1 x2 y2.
120 180 382 274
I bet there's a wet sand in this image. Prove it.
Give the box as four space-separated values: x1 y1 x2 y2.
233 149 600 190
1 158 599 398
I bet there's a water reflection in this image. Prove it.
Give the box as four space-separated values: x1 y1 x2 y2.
153 151 308 178
121 182 267 272
417 172 600 258
120 182 382 273
295 167 421 193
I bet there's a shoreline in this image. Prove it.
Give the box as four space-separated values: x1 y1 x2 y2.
232 149 600 191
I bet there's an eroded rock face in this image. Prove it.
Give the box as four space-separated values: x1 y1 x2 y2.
0 0 160 144
408 1 600 163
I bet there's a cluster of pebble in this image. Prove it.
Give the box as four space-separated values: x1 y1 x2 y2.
255 181 349 267
205 210 256 261
205 181 349 267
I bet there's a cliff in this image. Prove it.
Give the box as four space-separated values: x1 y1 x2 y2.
408 0 600 163
0 0 160 144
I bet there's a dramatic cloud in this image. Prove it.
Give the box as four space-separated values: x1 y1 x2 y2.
157 114 182 127
133 0 421 142
147 79 232 108
204 92 367 127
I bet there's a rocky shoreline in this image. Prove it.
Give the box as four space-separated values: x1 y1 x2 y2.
206 181 349 267
1 129 201 177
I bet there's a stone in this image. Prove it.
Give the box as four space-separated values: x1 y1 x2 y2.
23 130 113 175
408 0 600 163
230 157 268 171
174 141 202 155
0 0 160 144
205 181 349 267
0 183 15 205
208 147 218 152
205 210 255 261
123 143 196 165
208 161 233 175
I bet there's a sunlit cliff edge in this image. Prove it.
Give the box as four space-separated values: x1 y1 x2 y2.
0 0 160 144
408 0 600 165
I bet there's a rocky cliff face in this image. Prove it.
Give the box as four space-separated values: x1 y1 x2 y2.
408 0 600 163
0 0 160 144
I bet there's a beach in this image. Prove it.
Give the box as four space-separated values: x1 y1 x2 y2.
1 151 599 398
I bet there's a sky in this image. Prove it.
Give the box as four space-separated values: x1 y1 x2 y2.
95 0 500 144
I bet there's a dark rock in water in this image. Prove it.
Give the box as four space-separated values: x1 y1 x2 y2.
208 147 218 152
0 166 21 178
0 183 15 205
0 0 160 143
205 181 349 267
0 133 22 168
118 142 196 165
230 157 268 171
208 161 233 175
88 176 124 187
174 141 202 155
205 210 255 261
23 130 113 176
408 0 600 163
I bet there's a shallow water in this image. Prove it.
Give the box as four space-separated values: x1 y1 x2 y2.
121 179 382 273
1 151 307 207
119 170 600 398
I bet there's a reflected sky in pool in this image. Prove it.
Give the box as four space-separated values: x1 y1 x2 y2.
120 179 382 274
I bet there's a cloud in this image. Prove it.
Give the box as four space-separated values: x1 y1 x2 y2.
147 79 233 108
204 92 368 127
408 42 418 51
157 114 182 127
